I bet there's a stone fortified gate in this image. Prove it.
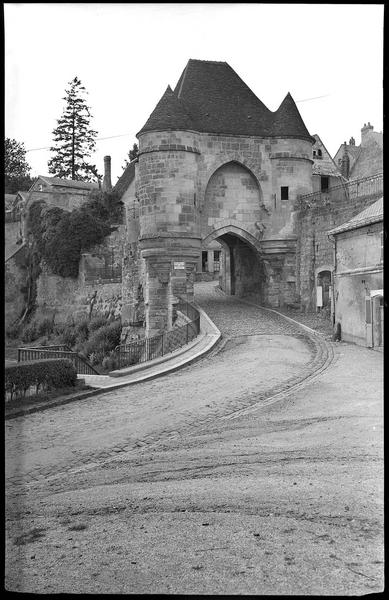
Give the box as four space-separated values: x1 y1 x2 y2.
122 60 315 337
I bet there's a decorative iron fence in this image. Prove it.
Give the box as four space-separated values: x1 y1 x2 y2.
115 300 201 369
299 172 383 207
17 345 100 375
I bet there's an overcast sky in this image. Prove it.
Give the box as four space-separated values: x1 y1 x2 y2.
5 3 384 184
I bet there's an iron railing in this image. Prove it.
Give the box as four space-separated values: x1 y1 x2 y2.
17 345 100 375
115 300 201 369
299 172 383 207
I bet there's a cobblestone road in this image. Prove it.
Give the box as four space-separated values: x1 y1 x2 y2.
6 282 329 496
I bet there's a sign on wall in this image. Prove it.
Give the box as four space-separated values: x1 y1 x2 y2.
316 286 323 307
173 261 185 270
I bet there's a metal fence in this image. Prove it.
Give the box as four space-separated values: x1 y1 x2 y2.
115 300 201 369
17 346 99 375
299 172 383 207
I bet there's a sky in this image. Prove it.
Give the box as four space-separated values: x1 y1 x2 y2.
5 3 384 184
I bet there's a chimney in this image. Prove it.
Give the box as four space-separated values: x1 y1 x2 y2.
361 122 374 147
341 142 350 179
102 155 112 192
349 136 355 146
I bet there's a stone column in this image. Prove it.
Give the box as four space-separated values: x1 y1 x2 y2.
144 256 172 337
207 250 214 273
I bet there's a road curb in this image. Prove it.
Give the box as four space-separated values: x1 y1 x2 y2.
5 308 222 421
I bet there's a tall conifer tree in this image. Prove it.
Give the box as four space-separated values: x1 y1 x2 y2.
48 77 99 181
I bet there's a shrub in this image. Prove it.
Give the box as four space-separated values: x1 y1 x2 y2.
5 359 77 401
89 315 108 332
35 317 55 338
21 322 38 343
79 320 121 366
74 318 90 343
101 352 119 372
59 327 78 348
6 323 21 340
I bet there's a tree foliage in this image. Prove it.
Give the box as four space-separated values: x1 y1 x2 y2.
26 191 119 279
48 77 99 182
4 137 35 193
122 142 139 170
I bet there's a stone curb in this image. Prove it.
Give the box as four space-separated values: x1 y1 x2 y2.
5 307 222 421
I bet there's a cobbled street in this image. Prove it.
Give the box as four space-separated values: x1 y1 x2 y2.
5 282 384 595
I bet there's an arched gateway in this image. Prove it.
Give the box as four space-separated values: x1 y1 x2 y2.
124 58 315 335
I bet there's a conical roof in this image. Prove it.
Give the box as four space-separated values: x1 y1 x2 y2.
174 59 273 136
137 85 194 135
272 92 313 140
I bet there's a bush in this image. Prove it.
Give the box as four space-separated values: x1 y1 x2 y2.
59 327 78 348
6 323 21 340
74 318 90 343
21 322 38 343
101 352 120 372
35 317 55 338
79 320 121 366
5 359 77 401
89 315 108 332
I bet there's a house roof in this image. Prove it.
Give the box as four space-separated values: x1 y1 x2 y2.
5 194 17 209
312 134 344 178
328 197 383 236
37 176 98 190
138 59 314 141
114 160 136 199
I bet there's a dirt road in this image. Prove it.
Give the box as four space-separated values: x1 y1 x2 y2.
5 283 384 594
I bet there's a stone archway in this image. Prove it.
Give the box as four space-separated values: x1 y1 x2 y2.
203 225 266 300
201 161 264 241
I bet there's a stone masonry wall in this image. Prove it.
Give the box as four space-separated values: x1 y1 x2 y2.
297 187 383 310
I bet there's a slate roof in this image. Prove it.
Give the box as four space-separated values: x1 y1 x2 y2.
114 160 136 199
138 59 314 141
38 176 98 190
328 197 383 236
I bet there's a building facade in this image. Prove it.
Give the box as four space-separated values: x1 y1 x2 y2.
329 198 383 349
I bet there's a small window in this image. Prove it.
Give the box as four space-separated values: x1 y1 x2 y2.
321 176 329 192
281 186 289 201
214 250 221 262
313 150 316 157
317 149 322 158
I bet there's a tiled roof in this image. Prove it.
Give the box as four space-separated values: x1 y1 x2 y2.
114 160 136 199
138 59 314 141
138 86 194 135
38 176 98 190
328 197 383 236
312 134 344 178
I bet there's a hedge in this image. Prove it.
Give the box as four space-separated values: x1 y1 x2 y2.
5 359 77 401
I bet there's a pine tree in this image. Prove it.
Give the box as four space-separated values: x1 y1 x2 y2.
4 137 35 193
122 142 139 170
48 77 99 182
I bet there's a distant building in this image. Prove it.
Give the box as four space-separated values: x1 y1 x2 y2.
328 198 383 349
311 134 345 194
334 123 383 180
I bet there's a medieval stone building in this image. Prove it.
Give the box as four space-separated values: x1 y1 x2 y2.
121 59 322 337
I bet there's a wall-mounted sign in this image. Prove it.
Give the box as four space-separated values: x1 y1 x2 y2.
173 261 185 270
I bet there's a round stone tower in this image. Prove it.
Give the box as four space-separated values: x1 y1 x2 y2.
136 86 201 335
